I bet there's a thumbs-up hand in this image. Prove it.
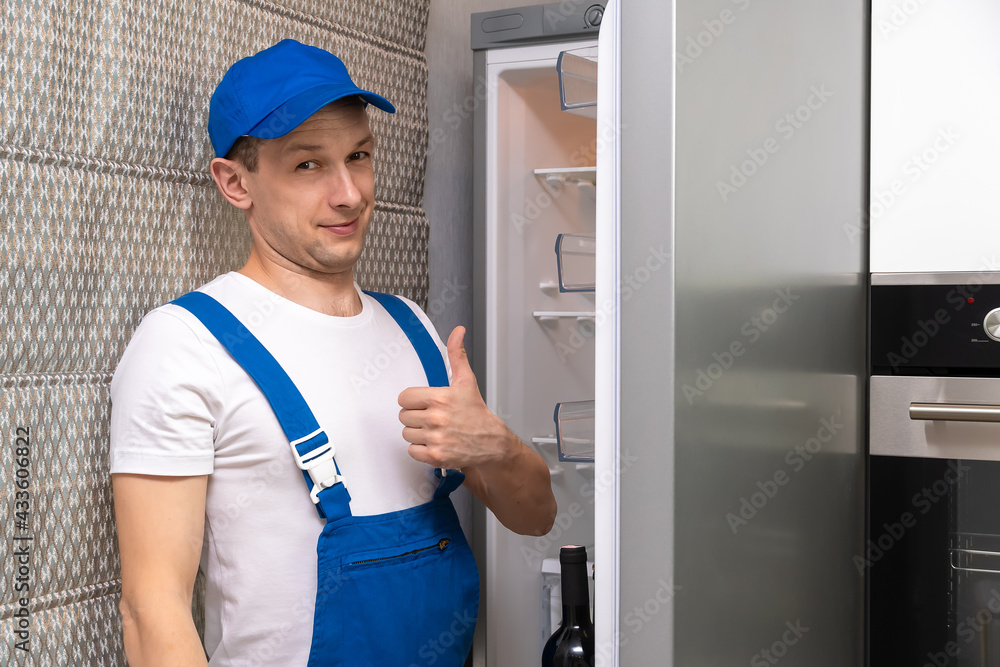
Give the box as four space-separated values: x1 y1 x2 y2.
398 325 513 470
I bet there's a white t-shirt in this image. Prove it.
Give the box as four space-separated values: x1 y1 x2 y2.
109 272 452 666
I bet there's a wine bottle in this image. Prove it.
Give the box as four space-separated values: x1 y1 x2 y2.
542 545 595 666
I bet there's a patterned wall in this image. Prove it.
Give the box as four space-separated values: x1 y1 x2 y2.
0 0 432 663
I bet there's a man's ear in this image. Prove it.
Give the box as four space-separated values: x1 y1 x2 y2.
210 157 253 210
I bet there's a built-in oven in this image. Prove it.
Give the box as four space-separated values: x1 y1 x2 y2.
870 272 1000 666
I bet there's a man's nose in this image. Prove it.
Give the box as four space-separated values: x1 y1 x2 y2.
327 166 363 210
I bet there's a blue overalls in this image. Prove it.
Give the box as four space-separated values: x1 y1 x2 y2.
173 290 480 666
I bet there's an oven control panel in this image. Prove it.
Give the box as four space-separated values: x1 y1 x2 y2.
985 307 1000 342
871 280 1000 375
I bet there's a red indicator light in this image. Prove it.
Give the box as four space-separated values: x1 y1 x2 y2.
969 298 975 304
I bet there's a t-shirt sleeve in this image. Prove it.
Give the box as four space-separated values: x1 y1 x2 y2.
398 296 453 383
109 307 223 476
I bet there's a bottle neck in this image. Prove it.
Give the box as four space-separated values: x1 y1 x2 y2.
562 602 593 627
560 560 592 627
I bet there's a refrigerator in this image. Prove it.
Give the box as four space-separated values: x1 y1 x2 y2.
470 0 868 664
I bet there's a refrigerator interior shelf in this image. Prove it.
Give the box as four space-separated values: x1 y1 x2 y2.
533 166 597 186
531 436 558 445
539 281 560 294
533 311 597 322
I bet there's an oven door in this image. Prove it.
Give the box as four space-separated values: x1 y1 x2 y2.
870 376 1000 666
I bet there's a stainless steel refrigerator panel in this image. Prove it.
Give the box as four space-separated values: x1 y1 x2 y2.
623 0 866 664
871 375 1000 461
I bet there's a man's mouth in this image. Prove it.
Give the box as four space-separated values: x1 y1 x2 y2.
323 219 359 236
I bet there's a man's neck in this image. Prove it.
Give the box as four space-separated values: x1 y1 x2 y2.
237 253 363 317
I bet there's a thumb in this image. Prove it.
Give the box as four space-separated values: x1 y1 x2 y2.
446 325 476 386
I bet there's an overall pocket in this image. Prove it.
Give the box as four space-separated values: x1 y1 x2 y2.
307 503 480 667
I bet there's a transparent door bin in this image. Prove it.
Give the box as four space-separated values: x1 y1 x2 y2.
555 234 596 293
555 400 595 462
557 48 597 118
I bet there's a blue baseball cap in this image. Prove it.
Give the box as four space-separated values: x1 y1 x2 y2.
208 39 396 158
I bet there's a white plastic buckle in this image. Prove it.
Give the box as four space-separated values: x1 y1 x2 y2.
308 462 344 505
289 428 345 504
289 428 333 470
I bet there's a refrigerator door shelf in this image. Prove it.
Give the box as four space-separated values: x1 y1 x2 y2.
555 399 596 462
555 233 597 293
557 48 598 118
530 437 594 471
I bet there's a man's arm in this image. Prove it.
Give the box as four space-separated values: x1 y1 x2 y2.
113 474 209 667
456 432 557 537
398 326 557 536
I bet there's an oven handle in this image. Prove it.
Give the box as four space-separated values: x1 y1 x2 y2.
950 548 1000 574
909 403 1000 423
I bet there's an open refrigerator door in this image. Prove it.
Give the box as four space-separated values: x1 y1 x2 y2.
472 3 608 663
593 1 620 664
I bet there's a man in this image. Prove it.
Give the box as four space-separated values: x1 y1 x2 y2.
110 39 556 666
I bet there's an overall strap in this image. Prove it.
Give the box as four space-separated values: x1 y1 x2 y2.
364 291 449 387
364 291 466 496
171 292 353 521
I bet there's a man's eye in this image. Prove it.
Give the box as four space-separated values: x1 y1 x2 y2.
297 161 317 170
349 151 370 161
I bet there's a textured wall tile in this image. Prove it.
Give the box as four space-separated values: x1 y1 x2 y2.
0 0 431 662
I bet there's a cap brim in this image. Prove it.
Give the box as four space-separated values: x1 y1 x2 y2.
246 83 396 140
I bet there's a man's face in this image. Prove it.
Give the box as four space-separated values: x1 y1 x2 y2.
242 102 375 279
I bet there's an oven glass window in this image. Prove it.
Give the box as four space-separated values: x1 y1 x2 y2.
870 456 1000 666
